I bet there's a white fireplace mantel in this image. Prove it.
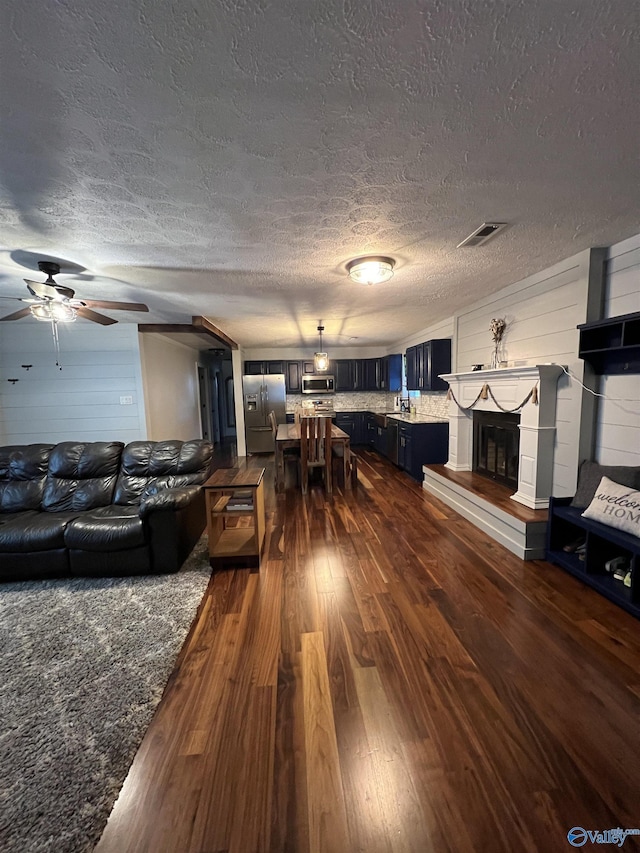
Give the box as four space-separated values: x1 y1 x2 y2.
440 364 564 509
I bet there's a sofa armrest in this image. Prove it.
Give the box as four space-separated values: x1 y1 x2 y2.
139 485 202 519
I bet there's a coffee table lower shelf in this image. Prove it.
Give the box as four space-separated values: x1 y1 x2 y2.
203 465 266 569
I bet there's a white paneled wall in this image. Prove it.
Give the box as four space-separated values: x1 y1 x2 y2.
596 233 640 465
0 322 147 444
138 334 202 441
454 249 603 497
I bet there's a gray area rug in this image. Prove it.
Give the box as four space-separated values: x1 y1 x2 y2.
0 538 212 853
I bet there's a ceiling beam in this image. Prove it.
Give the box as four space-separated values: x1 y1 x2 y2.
138 316 238 350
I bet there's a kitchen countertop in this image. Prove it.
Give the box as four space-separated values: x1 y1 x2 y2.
288 407 447 425
385 412 448 424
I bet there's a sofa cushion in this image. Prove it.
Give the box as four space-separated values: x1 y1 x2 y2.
0 444 53 513
42 441 124 512
0 510 82 552
571 461 640 509
64 505 146 552
114 440 212 505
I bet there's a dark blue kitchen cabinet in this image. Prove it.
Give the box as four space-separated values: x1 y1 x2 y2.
285 361 302 393
365 413 377 447
398 425 411 472
374 423 388 455
405 339 451 391
385 353 402 392
334 411 367 444
334 412 356 438
405 346 418 391
335 360 354 392
244 359 288 377
352 359 366 391
398 421 449 481
424 340 451 391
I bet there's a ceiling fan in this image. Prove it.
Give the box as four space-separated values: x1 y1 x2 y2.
0 261 149 325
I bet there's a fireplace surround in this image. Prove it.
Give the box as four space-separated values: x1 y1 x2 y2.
441 365 564 509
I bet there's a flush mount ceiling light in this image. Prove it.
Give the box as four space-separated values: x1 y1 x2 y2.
347 255 395 285
313 325 329 372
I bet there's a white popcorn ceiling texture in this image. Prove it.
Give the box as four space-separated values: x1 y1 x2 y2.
0 0 638 348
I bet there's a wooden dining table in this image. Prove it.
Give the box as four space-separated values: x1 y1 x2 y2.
275 422 351 492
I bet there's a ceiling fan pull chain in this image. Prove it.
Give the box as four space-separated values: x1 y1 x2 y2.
51 319 63 370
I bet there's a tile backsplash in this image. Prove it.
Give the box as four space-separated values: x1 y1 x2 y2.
287 392 395 411
286 390 450 418
411 391 449 419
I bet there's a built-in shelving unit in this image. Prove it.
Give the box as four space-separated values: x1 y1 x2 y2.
546 497 639 619
577 310 640 374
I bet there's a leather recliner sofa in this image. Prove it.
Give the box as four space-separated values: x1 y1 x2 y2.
0 439 213 582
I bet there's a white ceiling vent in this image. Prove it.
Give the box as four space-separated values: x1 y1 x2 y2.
456 222 508 248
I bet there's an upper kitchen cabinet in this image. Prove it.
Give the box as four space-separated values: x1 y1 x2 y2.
244 359 285 375
383 354 402 392
335 359 354 392
405 339 451 391
285 361 302 393
244 360 302 393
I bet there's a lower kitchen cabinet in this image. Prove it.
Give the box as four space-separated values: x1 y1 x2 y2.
334 412 366 445
397 421 449 481
374 423 388 455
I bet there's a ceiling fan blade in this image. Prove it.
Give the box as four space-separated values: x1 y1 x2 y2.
80 299 149 312
25 279 61 299
75 307 118 325
1 306 33 321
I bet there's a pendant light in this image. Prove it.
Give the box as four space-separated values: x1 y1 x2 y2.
314 325 329 372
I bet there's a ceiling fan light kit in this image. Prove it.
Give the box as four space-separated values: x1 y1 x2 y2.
347 255 395 285
30 302 77 323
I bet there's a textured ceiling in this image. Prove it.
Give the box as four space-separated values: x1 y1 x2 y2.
0 0 638 348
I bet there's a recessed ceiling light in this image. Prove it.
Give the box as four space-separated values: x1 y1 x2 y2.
347 256 395 285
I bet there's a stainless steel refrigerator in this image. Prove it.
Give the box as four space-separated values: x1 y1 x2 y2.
243 373 287 452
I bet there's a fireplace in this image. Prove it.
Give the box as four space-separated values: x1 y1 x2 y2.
440 365 563 509
473 411 520 489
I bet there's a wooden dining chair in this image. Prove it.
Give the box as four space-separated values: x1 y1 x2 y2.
299 415 332 495
268 410 278 438
271 410 299 487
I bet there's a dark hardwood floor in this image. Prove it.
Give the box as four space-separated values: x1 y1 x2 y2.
96 447 640 853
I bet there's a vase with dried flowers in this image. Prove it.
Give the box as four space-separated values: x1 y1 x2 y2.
489 318 507 368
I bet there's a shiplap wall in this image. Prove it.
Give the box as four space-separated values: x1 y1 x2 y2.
596 233 640 465
454 248 604 497
0 322 147 444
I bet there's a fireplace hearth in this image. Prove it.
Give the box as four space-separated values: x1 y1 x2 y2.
473 411 520 489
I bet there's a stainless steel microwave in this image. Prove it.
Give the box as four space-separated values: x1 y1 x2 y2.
301 374 335 394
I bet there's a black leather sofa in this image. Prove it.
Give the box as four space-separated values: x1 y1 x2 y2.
0 439 213 582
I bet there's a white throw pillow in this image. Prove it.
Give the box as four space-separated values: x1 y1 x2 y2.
581 476 640 539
